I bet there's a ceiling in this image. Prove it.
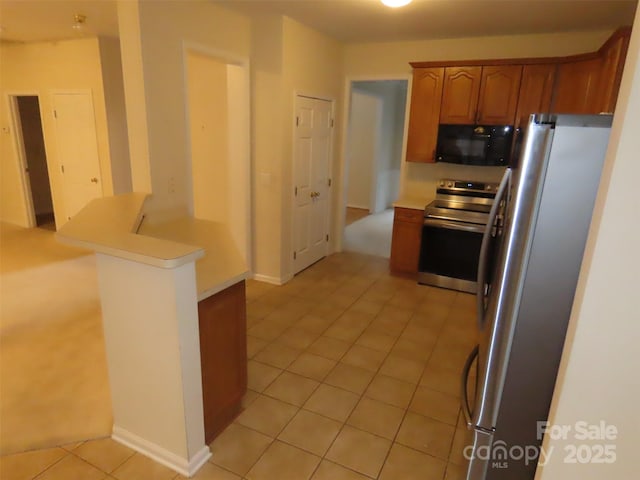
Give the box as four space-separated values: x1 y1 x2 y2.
0 0 637 44
0 1 119 43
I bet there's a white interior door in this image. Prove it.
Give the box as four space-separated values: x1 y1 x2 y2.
52 92 103 220
293 96 333 274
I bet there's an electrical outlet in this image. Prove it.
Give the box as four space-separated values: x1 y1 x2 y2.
168 177 176 194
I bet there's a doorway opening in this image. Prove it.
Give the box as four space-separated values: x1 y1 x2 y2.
11 95 55 230
343 79 408 258
184 46 251 267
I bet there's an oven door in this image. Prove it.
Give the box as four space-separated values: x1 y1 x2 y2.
418 218 485 293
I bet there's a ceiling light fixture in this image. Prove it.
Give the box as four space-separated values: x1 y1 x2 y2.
72 13 87 32
381 0 413 7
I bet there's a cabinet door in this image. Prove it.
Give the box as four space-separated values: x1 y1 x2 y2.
198 281 247 443
597 31 631 113
406 67 444 163
390 208 423 275
440 66 482 124
552 58 602 114
514 64 556 129
477 65 523 125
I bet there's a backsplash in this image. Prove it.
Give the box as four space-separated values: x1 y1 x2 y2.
403 161 506 198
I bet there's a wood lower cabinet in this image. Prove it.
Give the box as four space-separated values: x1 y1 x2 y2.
198 280 247 444
390 207 423 275
406 67 444 163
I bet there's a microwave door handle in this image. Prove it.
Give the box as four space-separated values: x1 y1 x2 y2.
461 344 479 426
476 169 511 331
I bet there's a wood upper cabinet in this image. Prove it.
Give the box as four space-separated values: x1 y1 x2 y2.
405 29 631 163
597 30 631 113
552 57 603 114
440 65 522 125
477 65 523 125
406 67 444 163
198 281 247 444
515 64 556 129
439 66 482 124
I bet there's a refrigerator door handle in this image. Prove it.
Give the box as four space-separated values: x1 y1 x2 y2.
476 168 511 331
461 344 479 426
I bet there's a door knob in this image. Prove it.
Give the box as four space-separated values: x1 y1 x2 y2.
90 177 98 183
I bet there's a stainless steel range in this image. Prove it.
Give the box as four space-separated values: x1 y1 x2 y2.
418 179 500 293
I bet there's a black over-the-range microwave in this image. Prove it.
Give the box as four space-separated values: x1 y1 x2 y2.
435 124 514 166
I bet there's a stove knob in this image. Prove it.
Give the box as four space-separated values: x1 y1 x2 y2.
447 181 453 188
486 185 493 191
439 180 445 187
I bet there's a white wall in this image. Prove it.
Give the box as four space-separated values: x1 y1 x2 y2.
535 10 640 480
0 38 124 227
346 90 380 211
343 30 617 199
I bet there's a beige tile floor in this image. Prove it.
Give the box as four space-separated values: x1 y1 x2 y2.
1 238 476 479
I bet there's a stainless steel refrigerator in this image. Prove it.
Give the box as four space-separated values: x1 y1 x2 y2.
461 114 613 479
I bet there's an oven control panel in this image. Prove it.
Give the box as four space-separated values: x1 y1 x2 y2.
437 179 499 195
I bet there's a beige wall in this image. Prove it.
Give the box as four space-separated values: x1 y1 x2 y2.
118 0 250 216
251 14 285 280
250 15 343 282
343 29 617 199
98 37 132 195
186 51 229 223
0 38 118 227
280 17 344 280
536 10 640 480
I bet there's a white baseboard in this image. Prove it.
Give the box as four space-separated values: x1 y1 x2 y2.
112 426 211 477
252 272 293 285
346 204 370 211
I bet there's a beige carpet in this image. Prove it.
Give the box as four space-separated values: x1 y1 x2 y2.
0 223 112 455
343 209 394 258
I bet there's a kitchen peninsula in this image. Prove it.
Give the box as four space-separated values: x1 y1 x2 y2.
56 193 249 477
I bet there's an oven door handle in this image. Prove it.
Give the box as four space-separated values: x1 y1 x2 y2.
476 169 511 331
423 218 485 234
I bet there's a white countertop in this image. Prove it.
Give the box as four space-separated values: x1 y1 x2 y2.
393 195 433 211
57 193 249 300
139 217 249 301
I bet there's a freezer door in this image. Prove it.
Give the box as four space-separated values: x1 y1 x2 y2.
466 429 494 480
472 120 555 431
